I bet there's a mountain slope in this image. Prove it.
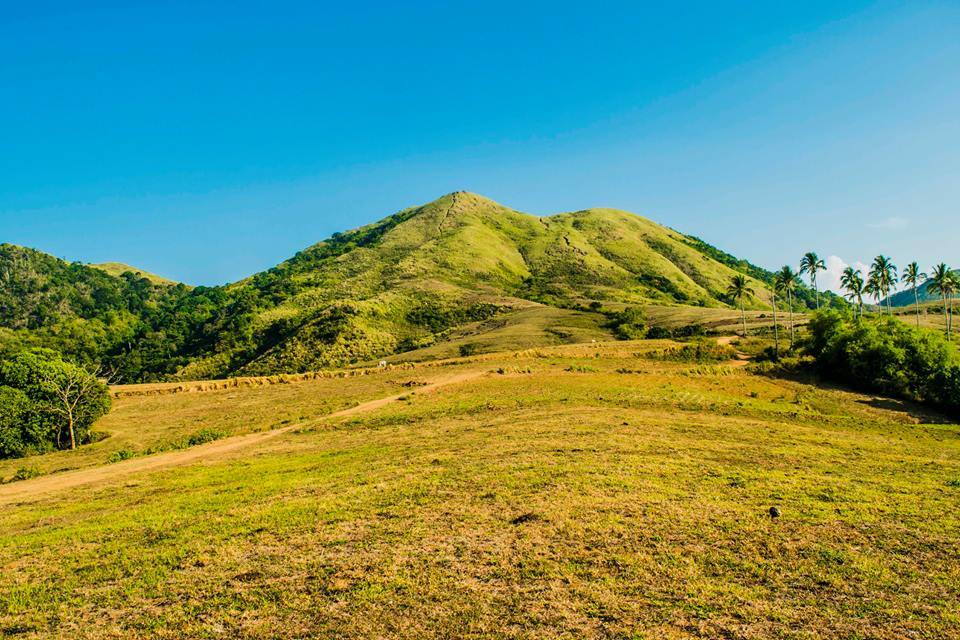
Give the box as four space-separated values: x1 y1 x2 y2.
90 262 178 286
885 270 959 307
1 193 776 380
180 192 772 377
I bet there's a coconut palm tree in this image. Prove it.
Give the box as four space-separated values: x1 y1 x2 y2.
840 266 865 319
902 262 927 327
800 252 827 309
726 275 754 338
928 264 956 339
870 255 898 314
775 266 799 348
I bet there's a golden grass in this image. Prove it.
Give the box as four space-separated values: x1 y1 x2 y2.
1 341 958 638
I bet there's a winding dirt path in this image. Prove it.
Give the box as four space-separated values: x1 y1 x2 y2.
716 335 752 367
1 370 485 505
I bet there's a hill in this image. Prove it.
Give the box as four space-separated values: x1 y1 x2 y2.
885 269 960 307
1 192 807 381
89 262 178 286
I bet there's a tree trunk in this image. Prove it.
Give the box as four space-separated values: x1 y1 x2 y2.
814 277 820 310
944 294 950 339
68 412 76 450
914 286 920 327
788 289 795 348
740 298 746 338
772 295 780 359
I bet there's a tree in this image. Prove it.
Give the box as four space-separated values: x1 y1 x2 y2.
870 255 898 314
726 275 754 338
775 266 799 348
840 267 865 320
928 264 955 340
0 386 33 458
0 349 111 454
902 262 927 327
799 252 826 309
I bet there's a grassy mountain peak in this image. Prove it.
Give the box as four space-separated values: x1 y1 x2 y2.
1 194 778 381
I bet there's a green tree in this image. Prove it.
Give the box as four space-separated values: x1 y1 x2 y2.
902 262 927 327
726 275 754 338
870 255 898 314
928 264 955 340
0 349 111 454
840 267 865 319
0 386 33 458
799 252 826 309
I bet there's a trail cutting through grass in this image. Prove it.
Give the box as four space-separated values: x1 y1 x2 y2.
0 370 485 504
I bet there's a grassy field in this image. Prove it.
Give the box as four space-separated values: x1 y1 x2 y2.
2 340 959 638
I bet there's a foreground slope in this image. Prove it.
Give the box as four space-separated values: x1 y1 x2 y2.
2 341 958 639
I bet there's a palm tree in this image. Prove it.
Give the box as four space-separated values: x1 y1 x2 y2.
929 264 956 339
726 275 754 338
927 264 952 338
775 266 799 348
800 252 826 309
840 266 865 319
870 255 898 314
902 262 926 327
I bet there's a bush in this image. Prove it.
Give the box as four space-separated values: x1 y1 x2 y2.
807 310 960 416
108 448 137 463
607 307 647 340
459 343 479 357
7 466 42 483
645 341 737 363
0 349 111 457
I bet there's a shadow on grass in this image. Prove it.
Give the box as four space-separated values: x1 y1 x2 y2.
855 397 954 425
749 361 958 425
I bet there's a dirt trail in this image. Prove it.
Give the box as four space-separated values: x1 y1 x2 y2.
1 370 485 505
716 335 751 367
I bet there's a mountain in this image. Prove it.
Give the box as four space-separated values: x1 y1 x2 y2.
1 193 779 381
89 262 178 286
885 270 959 307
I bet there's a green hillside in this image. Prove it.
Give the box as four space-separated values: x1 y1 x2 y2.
885 270 959 307
1 193 788 381
90 262 178 286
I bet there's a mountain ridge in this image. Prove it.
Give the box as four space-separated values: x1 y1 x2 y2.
2 192 787 381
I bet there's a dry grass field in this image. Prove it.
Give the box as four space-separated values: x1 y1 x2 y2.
2 339 959 639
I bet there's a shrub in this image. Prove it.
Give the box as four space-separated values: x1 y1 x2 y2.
187 428 227 446
645 341 737 364
108 448 137 463
7 466 42 483
607 307 647 340
459 343 479 357
806 310 960 416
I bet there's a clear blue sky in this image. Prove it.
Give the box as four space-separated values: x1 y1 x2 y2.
2 1 958 288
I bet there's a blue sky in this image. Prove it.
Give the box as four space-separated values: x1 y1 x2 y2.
1 1 958 287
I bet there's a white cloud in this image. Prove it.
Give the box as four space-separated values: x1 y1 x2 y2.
819 255 870 294
868 216 909 230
